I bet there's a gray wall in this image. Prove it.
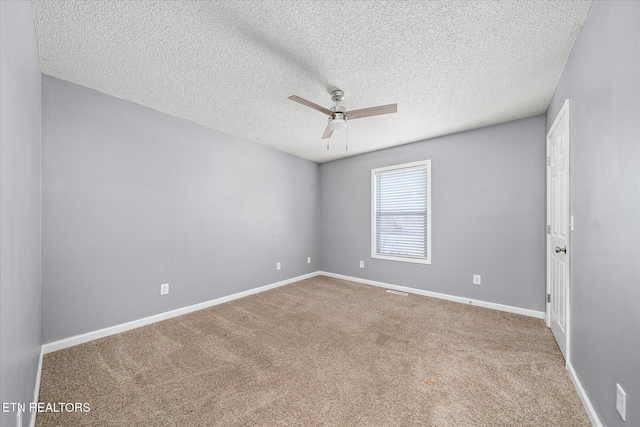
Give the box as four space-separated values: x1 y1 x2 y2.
0 2 42 426
546 1 640 426
319 115 546 311
42 76 319 342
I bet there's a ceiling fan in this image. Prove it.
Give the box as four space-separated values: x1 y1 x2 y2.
288 90 397 140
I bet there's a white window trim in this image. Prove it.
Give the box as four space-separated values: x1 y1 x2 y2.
371 159 431 265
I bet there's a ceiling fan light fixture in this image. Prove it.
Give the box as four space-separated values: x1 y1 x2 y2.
328 118 346 131
328 113 346 131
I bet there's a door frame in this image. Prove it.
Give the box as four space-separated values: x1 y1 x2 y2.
546 99 571 363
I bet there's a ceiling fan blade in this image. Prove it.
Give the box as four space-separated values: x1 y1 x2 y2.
288 95 333 116
347 103 397 120
322 125 333 139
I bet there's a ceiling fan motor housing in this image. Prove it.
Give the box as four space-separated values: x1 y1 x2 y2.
328 91 347 130
329 112 346 122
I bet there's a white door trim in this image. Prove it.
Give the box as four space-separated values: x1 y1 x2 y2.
546 99 571 363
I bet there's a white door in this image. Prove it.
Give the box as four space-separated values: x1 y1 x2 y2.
547 100 570 359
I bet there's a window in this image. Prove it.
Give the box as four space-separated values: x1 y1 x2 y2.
371 160 431 264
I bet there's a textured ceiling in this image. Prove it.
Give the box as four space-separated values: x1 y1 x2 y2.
32 0 592 163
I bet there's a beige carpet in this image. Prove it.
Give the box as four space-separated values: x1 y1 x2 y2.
36 275 590 426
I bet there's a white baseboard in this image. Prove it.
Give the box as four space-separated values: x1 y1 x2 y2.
318 271 545 319
42 271 320 354
30 347 43 427
41 270 544 354
37 269 596 427
567 362 603 427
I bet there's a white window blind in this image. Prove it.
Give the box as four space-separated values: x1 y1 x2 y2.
371 160 431 264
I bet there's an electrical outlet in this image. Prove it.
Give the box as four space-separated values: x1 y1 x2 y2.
307 257 311 264
359 260 364 268
160 283 169 295
616 383 627 421
473 275 481 285
276 262 281 270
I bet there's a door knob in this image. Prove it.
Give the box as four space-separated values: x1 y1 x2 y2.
555 246 567 253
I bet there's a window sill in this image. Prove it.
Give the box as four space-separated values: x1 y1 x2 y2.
371 253 431 265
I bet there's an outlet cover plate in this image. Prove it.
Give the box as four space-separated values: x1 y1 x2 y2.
473 275 481 285
616 383 627 421
160 283 169 295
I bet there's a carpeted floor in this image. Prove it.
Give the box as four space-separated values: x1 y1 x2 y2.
36 275 590 426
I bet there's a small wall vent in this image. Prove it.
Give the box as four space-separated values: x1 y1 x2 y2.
385 289 409 296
